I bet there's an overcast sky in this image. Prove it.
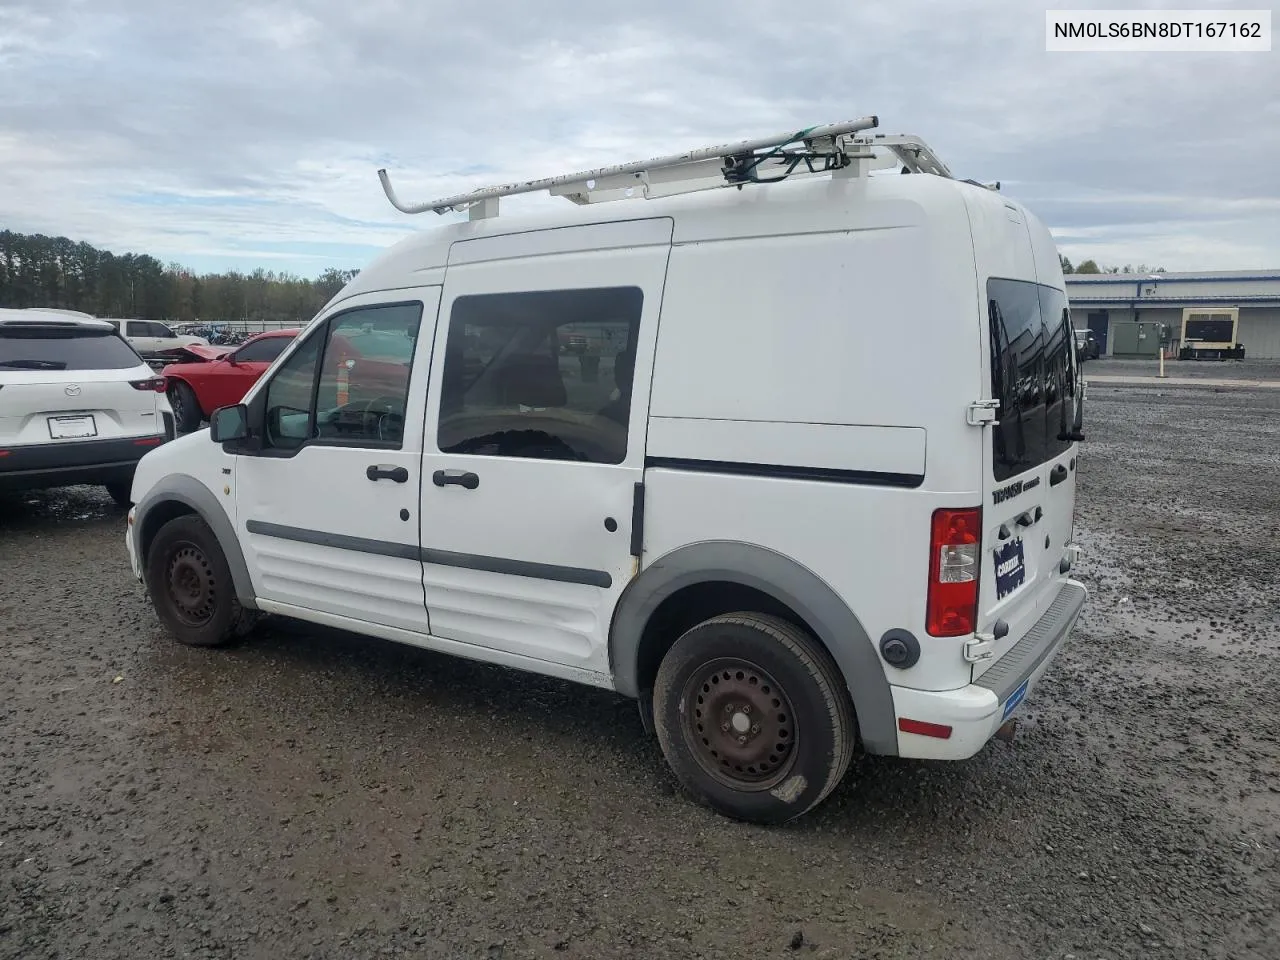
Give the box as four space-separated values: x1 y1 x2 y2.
2 0 1277 277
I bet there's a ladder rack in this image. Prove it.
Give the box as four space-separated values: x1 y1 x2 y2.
377 118 980 220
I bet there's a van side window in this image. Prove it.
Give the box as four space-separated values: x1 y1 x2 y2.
264 332 323 451
263 303 423 451
437 288 643 465
313 304 423 447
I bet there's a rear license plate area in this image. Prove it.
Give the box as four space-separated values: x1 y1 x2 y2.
1002 677 1030 721
994 537 1026 599
48 415 97 439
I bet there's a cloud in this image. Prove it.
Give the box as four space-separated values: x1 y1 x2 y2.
0 0 1276 275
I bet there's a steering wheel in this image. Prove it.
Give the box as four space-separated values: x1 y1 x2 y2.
359 395 405 442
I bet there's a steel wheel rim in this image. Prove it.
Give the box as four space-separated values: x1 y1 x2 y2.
165 541 217 627
681 657 798 791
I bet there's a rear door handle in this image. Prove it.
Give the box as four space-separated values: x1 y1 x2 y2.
367 464 409 483
1050 463 1069 487
433 470 479 490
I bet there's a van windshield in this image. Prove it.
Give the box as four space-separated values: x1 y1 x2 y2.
988 278 1077 482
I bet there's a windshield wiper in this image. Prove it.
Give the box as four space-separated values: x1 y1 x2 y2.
0 359 67 369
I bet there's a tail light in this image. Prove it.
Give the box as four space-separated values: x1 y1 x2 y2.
130 376 167 392
926 507 982 637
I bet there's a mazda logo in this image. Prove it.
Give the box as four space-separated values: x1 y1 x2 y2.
64 384 82 397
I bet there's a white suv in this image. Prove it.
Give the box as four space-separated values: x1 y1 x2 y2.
104 319 209 363
0 310 175 505
125 120 1087 823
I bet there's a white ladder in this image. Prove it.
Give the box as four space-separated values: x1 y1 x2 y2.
377 117 981 221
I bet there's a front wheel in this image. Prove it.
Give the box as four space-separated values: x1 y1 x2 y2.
167 380 202 433
145 514 257 646
653 613 855 824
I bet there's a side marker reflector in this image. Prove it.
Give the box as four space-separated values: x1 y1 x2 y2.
898 717 954 739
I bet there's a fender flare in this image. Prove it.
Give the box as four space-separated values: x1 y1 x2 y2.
133 473 258 610
608 540 898 756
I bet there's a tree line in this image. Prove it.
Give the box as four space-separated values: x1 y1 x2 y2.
0 229 359 324
1060 255 1166 275
2 226 1166 324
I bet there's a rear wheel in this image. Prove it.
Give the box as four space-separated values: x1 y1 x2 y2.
145 514 256 646
653 613 855 824
167 380 202 433
104 478 132 507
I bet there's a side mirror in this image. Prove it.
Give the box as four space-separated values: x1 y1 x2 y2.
209 404 249 443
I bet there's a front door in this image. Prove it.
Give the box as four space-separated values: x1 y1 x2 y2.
234 289 440 632
417 227 671 677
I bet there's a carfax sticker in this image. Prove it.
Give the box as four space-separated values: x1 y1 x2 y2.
994 537 1026 599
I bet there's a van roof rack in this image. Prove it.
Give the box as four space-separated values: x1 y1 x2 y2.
377 118 974 220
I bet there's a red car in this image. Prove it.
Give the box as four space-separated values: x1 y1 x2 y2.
161 329 299 432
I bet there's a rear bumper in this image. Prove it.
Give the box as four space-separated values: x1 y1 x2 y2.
891 579 1087 760
0 430 171 491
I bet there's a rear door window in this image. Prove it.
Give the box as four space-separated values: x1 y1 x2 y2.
0 329 143 370
1039 287 1076 461
988 278 1077 481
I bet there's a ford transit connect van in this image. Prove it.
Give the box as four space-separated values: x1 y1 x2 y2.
124 118 1087 823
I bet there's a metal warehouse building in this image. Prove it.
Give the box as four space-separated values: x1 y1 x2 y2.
1065 270 1280 359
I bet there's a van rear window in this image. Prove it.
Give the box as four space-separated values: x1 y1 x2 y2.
988 278 1077 482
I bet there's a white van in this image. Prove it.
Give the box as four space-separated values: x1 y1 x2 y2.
124 119 1087 823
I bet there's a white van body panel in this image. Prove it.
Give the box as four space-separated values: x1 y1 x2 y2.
646 418 927 478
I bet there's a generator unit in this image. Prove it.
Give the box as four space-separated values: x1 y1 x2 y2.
1178 307 1245 360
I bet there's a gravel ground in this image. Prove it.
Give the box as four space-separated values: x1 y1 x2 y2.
2 385 1278 960
1085 357 1280 380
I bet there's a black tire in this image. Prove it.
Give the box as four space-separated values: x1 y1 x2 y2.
168 380 202 433
104 478 133 507
144 514 257 647
653 613 856 824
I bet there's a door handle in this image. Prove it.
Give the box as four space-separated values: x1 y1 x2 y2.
1049 463 1069 487
433 469 479 490
366 464 409 483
